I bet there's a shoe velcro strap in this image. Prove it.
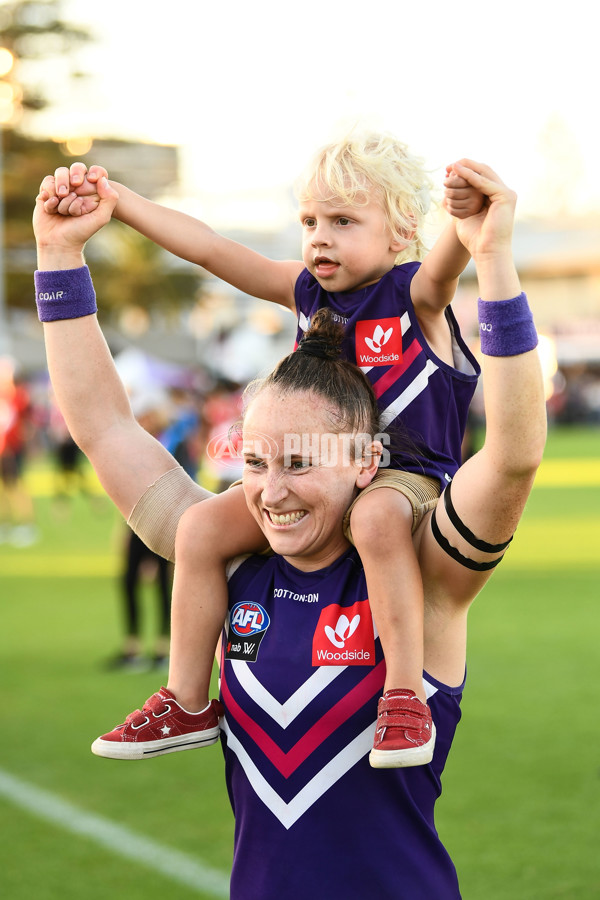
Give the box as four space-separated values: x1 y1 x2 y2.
144 693 170 715
380 713 424 730
379 696 424 715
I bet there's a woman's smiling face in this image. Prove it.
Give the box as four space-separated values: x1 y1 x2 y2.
241 387 377 571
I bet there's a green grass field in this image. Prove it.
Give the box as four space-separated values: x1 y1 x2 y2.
1 426 599 899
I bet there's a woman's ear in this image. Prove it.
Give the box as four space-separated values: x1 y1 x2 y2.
356 440 383 489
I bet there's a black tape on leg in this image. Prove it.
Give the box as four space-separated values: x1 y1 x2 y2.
443 481 513 553
430 507 505 571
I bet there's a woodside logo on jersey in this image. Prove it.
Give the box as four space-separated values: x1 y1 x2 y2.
312 599 375 665
355 317 403 366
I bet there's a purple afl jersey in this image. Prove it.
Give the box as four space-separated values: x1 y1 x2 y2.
294 263 480 487
220 550 464 900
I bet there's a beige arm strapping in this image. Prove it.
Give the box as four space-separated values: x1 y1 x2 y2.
127 466 210 562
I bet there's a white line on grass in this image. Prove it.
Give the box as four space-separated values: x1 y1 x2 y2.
0 768 230 898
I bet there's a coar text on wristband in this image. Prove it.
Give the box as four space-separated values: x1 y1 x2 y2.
34 266 97 322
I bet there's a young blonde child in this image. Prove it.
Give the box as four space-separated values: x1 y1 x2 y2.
43 133 483 767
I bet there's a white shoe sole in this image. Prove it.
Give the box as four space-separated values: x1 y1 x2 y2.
369 723 436 769
91 725 221 760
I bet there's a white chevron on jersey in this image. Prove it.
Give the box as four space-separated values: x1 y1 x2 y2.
221 716 375 830
229 619 382 729
221 676 438 828
231 656 438 730
298 311 311 333
230 659 345 728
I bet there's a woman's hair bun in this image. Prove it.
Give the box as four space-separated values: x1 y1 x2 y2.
296 308 344 360
246 303 381 438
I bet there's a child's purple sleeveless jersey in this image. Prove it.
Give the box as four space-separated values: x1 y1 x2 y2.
221 549 464 899
294 263 480 486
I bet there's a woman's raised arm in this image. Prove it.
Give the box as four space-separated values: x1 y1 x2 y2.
420 162 547 684
33 176 210 521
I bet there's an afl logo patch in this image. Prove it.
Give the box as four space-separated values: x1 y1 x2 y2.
227 603 271 663
230 602 270 636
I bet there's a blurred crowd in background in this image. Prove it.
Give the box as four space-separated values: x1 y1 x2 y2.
2 335 600 550
2 303 598 674
0 343 264 671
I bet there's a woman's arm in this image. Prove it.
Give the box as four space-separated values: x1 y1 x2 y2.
418 161 547 684
34 176 212 521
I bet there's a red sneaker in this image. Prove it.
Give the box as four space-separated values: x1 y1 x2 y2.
369 689 436 769
91 687 223 760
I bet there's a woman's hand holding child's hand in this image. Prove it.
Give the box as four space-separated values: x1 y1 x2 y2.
39 163 110 218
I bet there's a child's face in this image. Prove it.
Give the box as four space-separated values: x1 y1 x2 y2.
299 185 407 294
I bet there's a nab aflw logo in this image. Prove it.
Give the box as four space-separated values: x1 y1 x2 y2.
355 317 402 366
312 600 375 666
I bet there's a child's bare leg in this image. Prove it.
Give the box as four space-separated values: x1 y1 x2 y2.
350 488 425 701
91 485 268 760
168 485 267 710
350 486 435 768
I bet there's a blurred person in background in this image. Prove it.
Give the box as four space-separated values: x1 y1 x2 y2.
107 390 173 670
0 361 38 547
47 391 102 514
160 385 203 480
198 379 245 493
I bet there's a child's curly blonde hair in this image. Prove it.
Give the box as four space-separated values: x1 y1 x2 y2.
295 132 433 263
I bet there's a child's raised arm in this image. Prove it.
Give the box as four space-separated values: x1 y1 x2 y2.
45 163 303 310
409 167 485 317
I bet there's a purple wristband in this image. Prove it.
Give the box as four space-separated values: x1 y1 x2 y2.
34 266 97 322
477 293 538 357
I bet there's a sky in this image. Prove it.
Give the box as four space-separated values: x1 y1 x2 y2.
15 0 600 228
